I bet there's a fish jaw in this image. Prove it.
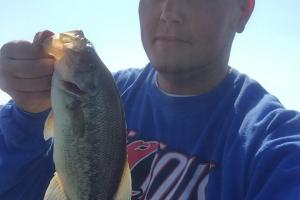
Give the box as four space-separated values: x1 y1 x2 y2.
51 47 104 99
43 30 103 98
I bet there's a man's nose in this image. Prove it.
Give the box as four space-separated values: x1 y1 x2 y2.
160 0 184 25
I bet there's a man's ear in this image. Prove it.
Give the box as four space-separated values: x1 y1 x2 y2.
237 0 255 33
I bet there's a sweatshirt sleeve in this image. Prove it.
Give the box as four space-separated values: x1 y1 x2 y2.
113 67 144 95
0 101 55 200
246 110 300 200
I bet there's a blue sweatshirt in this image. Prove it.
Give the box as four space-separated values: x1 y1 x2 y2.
1 64 300 200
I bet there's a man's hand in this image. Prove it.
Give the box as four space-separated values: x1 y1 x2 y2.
0 31 55 113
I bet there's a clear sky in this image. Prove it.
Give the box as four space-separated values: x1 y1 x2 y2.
0 0 299 110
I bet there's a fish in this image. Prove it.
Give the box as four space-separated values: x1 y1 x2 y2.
42 30 131 200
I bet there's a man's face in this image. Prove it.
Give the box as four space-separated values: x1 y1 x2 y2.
139 0 249 74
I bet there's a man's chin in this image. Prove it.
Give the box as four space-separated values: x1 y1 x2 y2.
153 64 181 74
152 62 195 75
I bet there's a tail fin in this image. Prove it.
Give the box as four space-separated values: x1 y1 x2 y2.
113 158 132 200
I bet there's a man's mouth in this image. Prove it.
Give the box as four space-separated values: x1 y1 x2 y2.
154 36 191 44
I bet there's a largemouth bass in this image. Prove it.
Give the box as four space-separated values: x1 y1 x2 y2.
42 30 131 200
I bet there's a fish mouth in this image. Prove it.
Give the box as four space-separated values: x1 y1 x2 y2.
61 80 87 97
52 72 97 98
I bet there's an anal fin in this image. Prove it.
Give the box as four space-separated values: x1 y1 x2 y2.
44 172 69 200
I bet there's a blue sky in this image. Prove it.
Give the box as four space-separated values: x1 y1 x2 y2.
0 0 299 110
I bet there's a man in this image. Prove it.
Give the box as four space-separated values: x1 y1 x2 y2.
1 0 300 199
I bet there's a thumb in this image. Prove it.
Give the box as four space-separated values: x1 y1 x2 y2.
33 30 55 46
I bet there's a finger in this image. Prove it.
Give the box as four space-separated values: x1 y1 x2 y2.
8 89 51 98
0 75 52 93
0 55 54 78
9 90 51 113
0 41 49 59
33 30 55 46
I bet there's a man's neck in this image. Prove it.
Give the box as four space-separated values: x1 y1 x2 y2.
156 64 229 96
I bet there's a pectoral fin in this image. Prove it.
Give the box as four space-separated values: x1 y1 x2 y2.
44 172 69 200
113 158 132 200
44 111 54 141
